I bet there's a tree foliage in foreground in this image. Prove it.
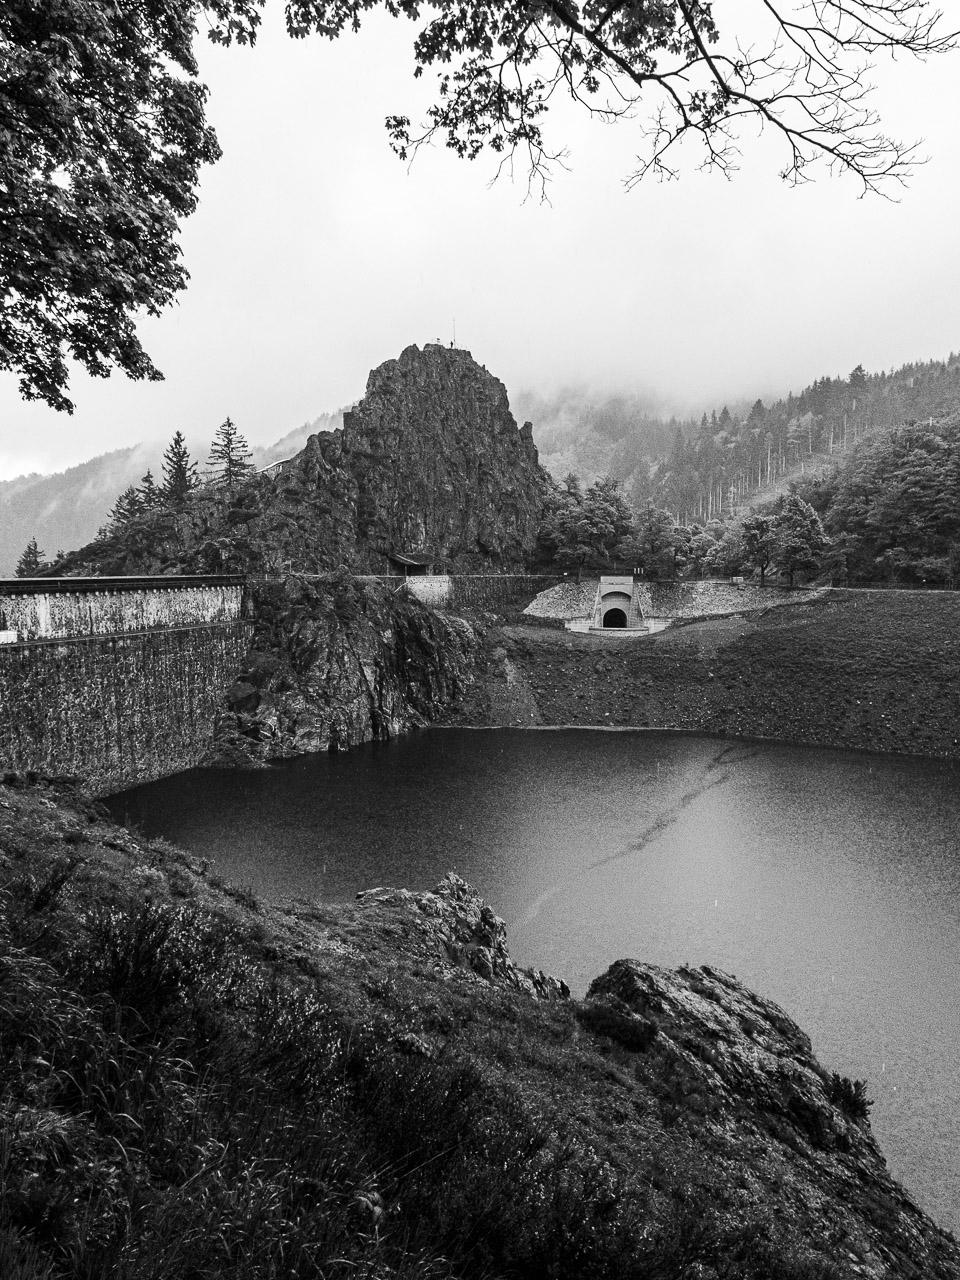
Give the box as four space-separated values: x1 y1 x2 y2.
0 0 221 412
1 2 955 412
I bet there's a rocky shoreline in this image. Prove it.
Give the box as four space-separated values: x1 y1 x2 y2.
0 780 957 1277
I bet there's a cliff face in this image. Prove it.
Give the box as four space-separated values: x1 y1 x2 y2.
213 573 480 761
267 343 546 572
55 344 547 579
341 343 545 568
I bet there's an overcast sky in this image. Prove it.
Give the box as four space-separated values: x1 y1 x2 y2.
2 3 960 479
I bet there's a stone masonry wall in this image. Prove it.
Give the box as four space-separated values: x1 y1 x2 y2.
0 579 242 642
0 623 250 794
449 575 560 611
635 581 813 619
523 579 811 623
360 574 562 612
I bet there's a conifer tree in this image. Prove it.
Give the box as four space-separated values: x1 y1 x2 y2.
207 417 253 491
108 486 143 531
15 537 45 577
161 431 199 504
139 468 162 509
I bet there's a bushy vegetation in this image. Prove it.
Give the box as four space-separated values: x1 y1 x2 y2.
827 1073 874 1121
793 417 960 586
537 476 829 586
0 791 858 1280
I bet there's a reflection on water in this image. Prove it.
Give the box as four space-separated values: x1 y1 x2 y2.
108 728 960 1231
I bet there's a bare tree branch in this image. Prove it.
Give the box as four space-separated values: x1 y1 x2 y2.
274 1 957 194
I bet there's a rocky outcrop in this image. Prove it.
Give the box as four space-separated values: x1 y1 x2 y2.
584 959 957 1277
55 344 548 580
3 783 959 1279
357 872 569 1001
213 572 480 761
347 344 544 567
346 878 957 1277
270 343 547 572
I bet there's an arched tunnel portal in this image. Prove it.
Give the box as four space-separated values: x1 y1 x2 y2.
602 607 627 628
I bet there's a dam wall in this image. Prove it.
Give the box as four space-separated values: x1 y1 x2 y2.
448 574 560 611
0 578 249 793
0 576 242 641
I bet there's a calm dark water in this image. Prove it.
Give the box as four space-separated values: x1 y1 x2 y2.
108 729 960 1231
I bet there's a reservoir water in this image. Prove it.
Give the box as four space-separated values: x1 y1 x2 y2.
108 728 960 1231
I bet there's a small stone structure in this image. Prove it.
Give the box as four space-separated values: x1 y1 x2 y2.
0 577 249 793
590 577 647 631
406 574 453 607
523 578 815 632
389 550 437 576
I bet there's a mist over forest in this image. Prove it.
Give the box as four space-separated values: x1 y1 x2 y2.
7 345 960 579
521 349 960 520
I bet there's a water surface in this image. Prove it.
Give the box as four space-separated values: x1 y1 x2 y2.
109 728 960 1231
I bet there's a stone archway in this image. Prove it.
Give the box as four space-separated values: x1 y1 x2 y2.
602 607 627 628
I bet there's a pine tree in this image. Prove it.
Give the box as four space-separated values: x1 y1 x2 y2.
162 431 199 504
139 468 162 508
108 486 142 531
207 417 253 490
15 537 45 577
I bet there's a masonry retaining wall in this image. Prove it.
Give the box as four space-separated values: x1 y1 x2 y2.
0 578 250 794
0 623 250 794
448 575 560 610
0 577 242 641
522 578 813 624
635 581 813 619
367 574 561 612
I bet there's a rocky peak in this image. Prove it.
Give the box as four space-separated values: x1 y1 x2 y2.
282 344 548 572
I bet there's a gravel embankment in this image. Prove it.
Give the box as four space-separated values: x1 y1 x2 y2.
457 590 960 759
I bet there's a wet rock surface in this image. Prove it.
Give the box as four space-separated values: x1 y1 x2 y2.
213 573 480 761
357 872 569 1001
3 785 959 1278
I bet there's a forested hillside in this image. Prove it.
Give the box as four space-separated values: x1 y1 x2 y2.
793 417 960 585
0 415 339 576
514 387 677 485
525 353 960 523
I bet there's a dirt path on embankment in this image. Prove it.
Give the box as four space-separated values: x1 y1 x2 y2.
448 590 960 759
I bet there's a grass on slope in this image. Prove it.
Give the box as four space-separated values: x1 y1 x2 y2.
0 780 883 1280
